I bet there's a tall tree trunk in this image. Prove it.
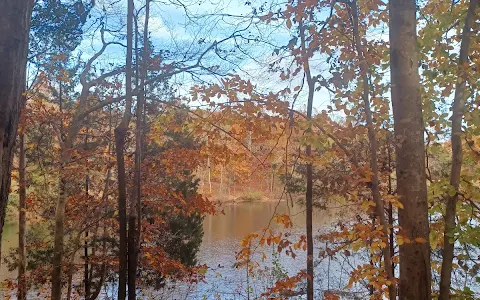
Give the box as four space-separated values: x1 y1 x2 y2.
386 132 395 275
128 1 149 298
271 168 274 193
52 168 70 299
51 88 90 300
439 1 478 298
220 165 224 196
115 127 129 300
84 124 90 299
0 0 33 259
18 112 27 300
299 19 314 300
389 0 431 299
117 0 134 298
351 1 396 298
207 156 212 194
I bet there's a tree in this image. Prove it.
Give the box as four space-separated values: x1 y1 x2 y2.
29 0 94 61
298 17 315 300
115 0 134 298
18 107 27 300
350 0 395 297
389 0 432 298
439 0 479 298
0 0 34 259
139 109 206 289
128 1 150 298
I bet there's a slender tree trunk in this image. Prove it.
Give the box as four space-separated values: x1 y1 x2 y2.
128 1 149 298
299 19 314 300
207 157 212 194
115 127 128 299
233 173 236 196
387 133 395 275
304 79 314 300
0 0 33 259
439 1 478 298
84 125 90 299
51 166 68 300
117 0 134 298
389 0 431 298
270 168 275 193
51 90 91 300
229 172 232 198
18 114 27 300
220 165 224 196
351 1 396 297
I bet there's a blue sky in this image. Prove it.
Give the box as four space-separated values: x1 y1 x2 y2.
73 0 338 113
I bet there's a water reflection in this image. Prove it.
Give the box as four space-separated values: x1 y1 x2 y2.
203 201 335 243
1 201 345 299
0 222 18 281
173 201 340 299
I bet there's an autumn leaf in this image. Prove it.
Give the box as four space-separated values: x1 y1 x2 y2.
286 18 292 29
415 237 427 244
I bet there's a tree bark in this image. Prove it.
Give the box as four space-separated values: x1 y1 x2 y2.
351 1 396 298
387 133 395 275
207 143 212 194
299 19 314 300
117 0 134 298
18 114 27 300
128 1 149 298
0 0 34 259
51 167 68 300
115 127 129 299
389 0 432 299
84 125 90 299
439 0 478 298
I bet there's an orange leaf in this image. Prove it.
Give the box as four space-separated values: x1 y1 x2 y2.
415 237 427 244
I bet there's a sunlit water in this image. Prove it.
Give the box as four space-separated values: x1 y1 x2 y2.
155 201 351 299
1 201 354 299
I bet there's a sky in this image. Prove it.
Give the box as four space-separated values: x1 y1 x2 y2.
72 0 336 114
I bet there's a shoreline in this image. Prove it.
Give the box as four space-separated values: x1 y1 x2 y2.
207 194 303 205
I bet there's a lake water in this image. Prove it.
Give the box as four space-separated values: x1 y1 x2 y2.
158 201 348 299
1 201 351 299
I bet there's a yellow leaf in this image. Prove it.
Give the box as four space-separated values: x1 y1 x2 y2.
361 200 376 210
345 278 354 289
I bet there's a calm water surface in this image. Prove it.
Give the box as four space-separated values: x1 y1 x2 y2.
1 201 346 299
165 201 343 299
